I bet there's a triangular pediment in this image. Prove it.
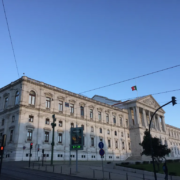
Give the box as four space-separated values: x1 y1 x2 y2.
138 95 165 113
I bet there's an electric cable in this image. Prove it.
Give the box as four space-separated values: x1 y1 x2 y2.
79 65 180 94
1 0 19 77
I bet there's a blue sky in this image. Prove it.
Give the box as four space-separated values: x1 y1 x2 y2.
0 1 180 127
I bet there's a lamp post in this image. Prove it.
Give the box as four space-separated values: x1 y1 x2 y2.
51 114 56 165
148 97 176 180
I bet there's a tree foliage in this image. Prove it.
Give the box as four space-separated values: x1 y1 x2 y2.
139 130 171 160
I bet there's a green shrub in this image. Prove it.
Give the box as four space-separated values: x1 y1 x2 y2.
107 162 111 164
169 172 177 176
121 162 130 166
135 162 141 165
143 161 149 164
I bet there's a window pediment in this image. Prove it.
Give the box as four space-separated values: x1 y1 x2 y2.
3 93 9 97
26 124 35 130
89 105 94 109
97 108 102 112
44 92 53 98
79 102 85 107
105 109 110 114
9 125 15 130
69 99 76 104
112 112 116 116
43 127 51 132
57 96 65 101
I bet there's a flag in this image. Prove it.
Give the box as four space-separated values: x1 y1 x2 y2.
131 86 137 91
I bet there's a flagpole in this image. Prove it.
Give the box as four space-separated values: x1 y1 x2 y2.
135 79 138 98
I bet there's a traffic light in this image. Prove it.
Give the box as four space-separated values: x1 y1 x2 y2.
0 146 3 155
172 96 177 106
30 143 33 149
42 149 44 154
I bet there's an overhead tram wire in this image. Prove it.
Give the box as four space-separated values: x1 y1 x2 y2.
2 0 19 77
79 64 180 94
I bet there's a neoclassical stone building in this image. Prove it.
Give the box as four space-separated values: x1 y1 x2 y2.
0 76 180 161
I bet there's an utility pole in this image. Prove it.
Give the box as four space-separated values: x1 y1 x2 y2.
51 114 56 165
149 96 177 180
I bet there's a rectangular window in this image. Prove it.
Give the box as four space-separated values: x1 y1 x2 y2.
80 106 84 116
12 116 15 122
59 121 62 127
10 130 13 142
128 143 131 150
90 109 93 119
45 119 50 125
58 133 62 143
70 104 74 114
121 132 123 137
46 97 51 108
59 101 63 111
115 141 118 148
106 114 109 123
91 137 94 146
4 97 8 109
29 116 34 122
98 112 101 121
122 142 125 149
127 133 129 138
126 120 128 127
108 140 111 148
2 119 4 126
27 130 32 141
45 132 49 142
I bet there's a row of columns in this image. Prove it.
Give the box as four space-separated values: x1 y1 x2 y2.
128 107 166 132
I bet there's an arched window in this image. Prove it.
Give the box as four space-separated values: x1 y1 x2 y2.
81 125 84 130
107 129 110 135
91 126 94 132
15 91 19 105
100 128 102 133
71 123 74 128
113 116 116 124
106 114 109 123
12 116 15 122
80 106 84 116
114 131 117 136
29 91 36 105
120 117 123 126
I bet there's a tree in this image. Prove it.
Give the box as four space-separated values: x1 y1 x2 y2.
139 130 171 171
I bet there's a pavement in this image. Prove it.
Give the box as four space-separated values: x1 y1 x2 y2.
1 161 180 180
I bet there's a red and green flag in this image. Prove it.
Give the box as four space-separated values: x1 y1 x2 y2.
131 86 137 91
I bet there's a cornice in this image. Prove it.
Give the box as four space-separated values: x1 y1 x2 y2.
21 77 125 113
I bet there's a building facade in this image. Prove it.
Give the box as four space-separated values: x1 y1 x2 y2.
0 76 180 161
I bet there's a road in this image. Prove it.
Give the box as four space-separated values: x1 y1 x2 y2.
0 161 90 180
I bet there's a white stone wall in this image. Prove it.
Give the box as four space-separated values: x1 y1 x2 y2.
0 76 180 161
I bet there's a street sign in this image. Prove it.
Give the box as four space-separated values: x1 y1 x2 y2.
70 127 83 150
98 142 104 149
99 149 105 156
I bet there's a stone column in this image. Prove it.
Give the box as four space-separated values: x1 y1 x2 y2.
142 109 148 128
153 116 157 130
135 106 140 125
148 111 151 128
133 107 137 125
128 108 133 127
157 115 161 132
161 116 166 132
